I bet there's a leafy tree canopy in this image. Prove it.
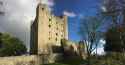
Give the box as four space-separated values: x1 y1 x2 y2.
104 27 125 52
0 32 27 56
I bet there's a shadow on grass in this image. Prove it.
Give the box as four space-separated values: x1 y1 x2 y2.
43 57 83 65
44 63 69 65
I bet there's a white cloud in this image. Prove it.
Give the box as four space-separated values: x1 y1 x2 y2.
63 11 76 17
92 39 105 55
0 0 37 51
92 47 105 55
99 39 106 44
101 6 107 12
0 0 55 51
41 0 54 6
97 47 105 55
0 0 58 51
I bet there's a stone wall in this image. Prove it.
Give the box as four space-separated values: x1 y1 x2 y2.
0 54 62 65
0 55 39 65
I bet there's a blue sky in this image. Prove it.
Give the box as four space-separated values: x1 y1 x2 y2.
52 0 101 41
52 0 106 54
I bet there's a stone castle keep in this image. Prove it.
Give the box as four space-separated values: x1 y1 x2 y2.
0 3 69 65
0 2 85 65
30 3 68 55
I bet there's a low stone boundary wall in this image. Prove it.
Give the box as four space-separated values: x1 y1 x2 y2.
0 53 63 65
0 55 39 65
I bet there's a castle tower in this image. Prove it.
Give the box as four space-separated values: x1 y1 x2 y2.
30 3 68 55
63 16 68 39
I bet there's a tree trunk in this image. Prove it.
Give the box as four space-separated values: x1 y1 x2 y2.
87 51 91 65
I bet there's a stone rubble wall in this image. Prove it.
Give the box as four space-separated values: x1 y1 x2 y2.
0 55 40 65
0 53 63 65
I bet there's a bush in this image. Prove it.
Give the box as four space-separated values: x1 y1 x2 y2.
0 33 27 56
81 53 125 65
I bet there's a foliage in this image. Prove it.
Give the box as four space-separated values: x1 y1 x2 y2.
104 27 125 52
43 63 69 65
43 57 82 65
102 0 125 57
57 56 82 65
101 0 125 26
81 53 125 65
44 53 125 65
0 33 27 56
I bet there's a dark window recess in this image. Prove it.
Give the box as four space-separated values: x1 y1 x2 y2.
49 18 52 21
56 33 58 36
49 37 51 40
42 8 44 10
59 16 63 18
48 24 51 27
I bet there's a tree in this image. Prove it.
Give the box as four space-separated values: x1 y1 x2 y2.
102 0 125 53
79 16 103 55
79 16 103 65
0 33 2 48
0 33 27 56
104 27 125 52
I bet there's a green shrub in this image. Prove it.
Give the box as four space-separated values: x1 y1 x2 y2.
81 53 125 65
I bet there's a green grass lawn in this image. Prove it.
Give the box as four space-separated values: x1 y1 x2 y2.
59 58 82 65
43 57 83 65
43 63 69 65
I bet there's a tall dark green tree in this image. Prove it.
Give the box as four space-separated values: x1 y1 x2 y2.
104 27 125 52
102 0 125 53
0 33 27 56
0 33 2 48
